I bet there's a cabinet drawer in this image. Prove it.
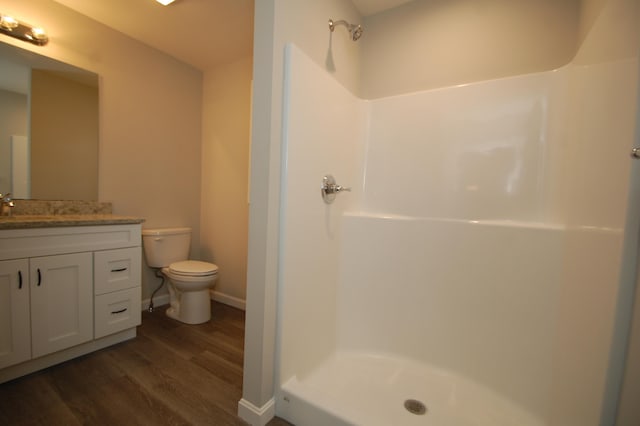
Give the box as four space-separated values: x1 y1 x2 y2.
95 287 141 339
94 248 140 295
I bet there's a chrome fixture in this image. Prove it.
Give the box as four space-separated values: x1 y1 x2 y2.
321 175 351 204
328 19 363 41
0 192 15 216
0 13 48 46
631 147 640 159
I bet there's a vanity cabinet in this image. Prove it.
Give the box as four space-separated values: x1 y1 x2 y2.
0 223 142 383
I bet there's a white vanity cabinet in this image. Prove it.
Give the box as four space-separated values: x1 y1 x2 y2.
0 223 142 383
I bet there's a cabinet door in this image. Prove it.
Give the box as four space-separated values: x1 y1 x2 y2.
30 252 93 358
0 259 31 369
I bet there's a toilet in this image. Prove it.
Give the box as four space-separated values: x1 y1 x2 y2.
142 227 218 324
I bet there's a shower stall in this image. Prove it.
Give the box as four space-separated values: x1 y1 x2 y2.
273 1 640 425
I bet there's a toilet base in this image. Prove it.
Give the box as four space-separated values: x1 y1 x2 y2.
166 288 212 325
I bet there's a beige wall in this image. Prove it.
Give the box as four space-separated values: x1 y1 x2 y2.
1 0 203 299
0 89 27 195
30 70 98 200
201 56 253 306
273 0 363 96
361 0 582 98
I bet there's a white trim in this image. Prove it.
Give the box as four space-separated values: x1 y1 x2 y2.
211 290 246 311
141 293 170 311
238 397 276 426
142 291 246 311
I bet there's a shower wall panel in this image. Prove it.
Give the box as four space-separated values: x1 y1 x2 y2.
363 69 569 223
337 214 564 421
277 44 366 384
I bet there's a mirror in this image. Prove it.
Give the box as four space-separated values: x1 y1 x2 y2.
0 41 98 200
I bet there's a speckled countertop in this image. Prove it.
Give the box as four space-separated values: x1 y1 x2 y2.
0 200 145 230
0 214 145 230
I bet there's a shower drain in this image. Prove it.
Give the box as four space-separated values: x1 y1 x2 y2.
404 399 427 415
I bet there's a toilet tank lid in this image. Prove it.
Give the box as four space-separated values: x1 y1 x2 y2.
169 260 218 275
142 227 191 236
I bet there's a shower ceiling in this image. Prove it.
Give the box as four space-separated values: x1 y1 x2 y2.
51 0 407 71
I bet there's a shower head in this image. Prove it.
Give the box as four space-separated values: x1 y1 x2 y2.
328 19 363 41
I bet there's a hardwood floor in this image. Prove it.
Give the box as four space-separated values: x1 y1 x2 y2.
0 302 292 426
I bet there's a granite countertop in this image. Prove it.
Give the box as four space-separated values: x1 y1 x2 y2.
0 200 144 230
0 214 145 230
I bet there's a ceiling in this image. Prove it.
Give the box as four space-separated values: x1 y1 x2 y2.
352 0 413 16
52 0 255 71
51 0 412 71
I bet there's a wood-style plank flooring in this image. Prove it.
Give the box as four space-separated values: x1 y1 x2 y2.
0 302 292 426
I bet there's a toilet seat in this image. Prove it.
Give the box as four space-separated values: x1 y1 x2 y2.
168 260 218 277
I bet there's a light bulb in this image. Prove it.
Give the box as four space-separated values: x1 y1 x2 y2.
0 15 19 30
31 27 47 40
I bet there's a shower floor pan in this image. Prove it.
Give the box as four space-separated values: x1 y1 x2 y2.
278 352 545 426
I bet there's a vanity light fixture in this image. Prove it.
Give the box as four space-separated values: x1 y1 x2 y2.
0 13 48 46
156 0 177 5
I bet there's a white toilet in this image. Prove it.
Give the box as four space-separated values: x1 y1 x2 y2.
142 227 218 324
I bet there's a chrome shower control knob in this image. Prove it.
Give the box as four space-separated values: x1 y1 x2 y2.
631 147 640 159
321 174 351 204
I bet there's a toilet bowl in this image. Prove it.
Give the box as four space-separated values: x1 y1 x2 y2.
142 228 219 324
164 260 218 324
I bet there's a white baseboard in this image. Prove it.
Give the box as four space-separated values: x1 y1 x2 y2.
142 291 245 311
141 293 169 311
211 290 246 311
238 397 275 426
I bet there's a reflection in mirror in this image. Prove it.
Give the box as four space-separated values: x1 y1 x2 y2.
0 41 98 200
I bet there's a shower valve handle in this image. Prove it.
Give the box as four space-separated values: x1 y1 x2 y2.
321 174 350 204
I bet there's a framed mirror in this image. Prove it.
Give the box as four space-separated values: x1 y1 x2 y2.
0 41 98 200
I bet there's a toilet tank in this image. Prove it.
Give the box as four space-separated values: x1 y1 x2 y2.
142 227 191 268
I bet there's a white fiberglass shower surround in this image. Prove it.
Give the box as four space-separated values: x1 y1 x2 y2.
274 5 640 426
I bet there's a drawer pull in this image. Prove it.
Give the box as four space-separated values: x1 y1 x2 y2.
18 270 22 289
37 268 42 286
111 267 128 272
111 308 128 314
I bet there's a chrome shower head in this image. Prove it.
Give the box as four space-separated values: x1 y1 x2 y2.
351 25 363 41
329 19 363 41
